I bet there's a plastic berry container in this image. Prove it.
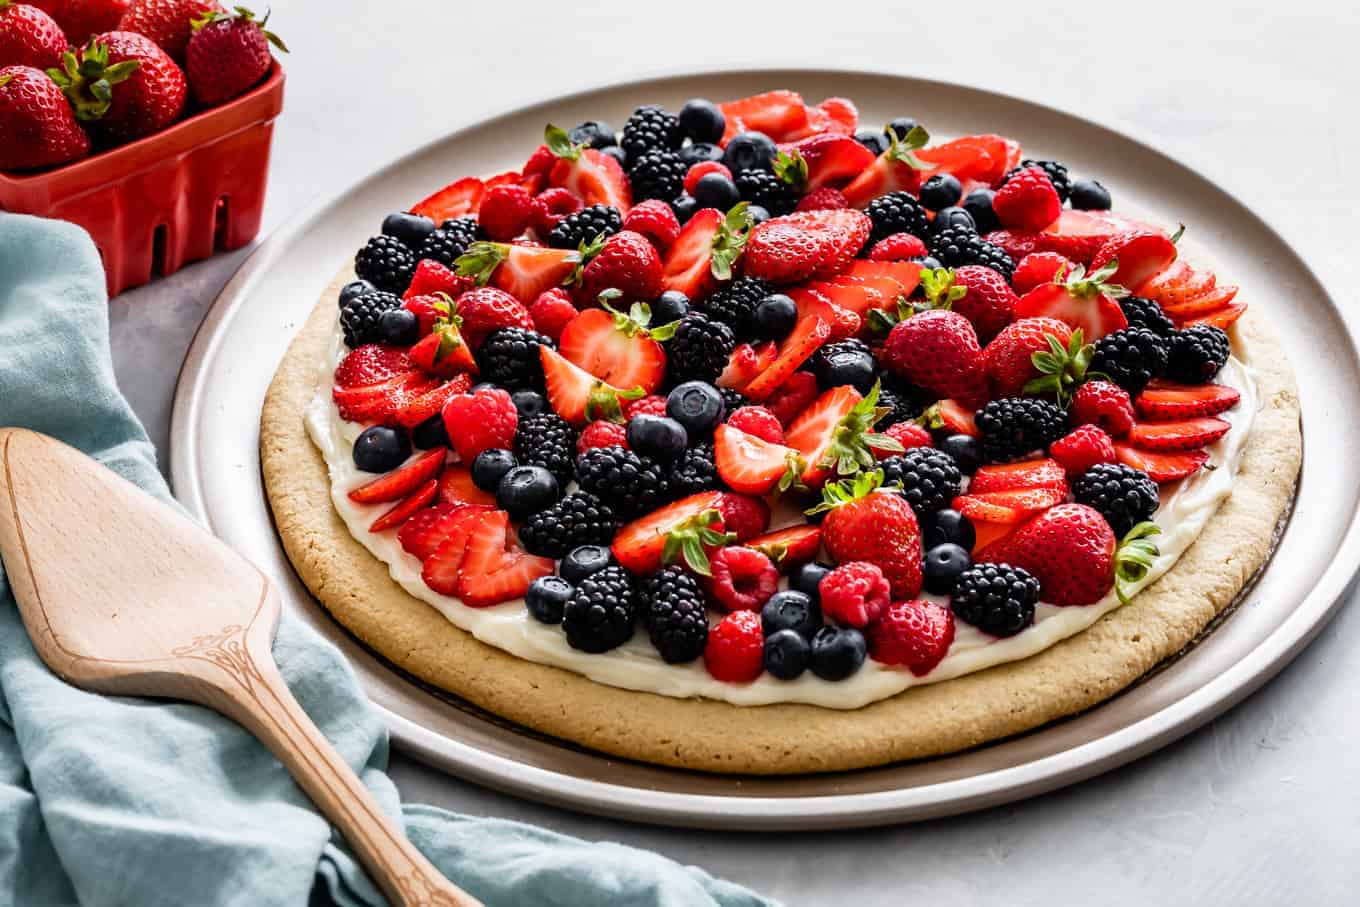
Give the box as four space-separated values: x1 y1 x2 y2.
0 62 284 296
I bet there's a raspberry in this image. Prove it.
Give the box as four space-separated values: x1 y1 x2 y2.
867 232 929 261
796 187 849 212
620 199 681 249
528 287 577 342
704 610 765 683
867 599 955 676
577 420 628 454
624 394 668 420
763 371 820 427
441 386 518 464
706 546 779 612
1070 380 1135 439
522 145 555 186
726 406 784 444
531 187 582 234
818 561 891 628
717 494 770 543
1050 424 1117 476
1011 251 1074 295
455 286 534 349
478 184 537 241
683 160 732 195
876 422 932 458
992 166 1061 232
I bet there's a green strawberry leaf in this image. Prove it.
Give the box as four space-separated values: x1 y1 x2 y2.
710 202 753 281
773 149 809 191
453 241 508 286
885 124 932 170
661 509 736 576
1114 521 1162 605
544 123 584 161
1022 328 1094 406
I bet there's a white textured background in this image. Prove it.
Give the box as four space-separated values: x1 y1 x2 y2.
110 2 1359 903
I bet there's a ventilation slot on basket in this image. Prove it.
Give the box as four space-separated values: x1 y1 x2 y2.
151 224 169 277
214 196 230 250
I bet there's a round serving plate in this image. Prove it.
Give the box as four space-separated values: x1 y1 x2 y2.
170 67 1360 830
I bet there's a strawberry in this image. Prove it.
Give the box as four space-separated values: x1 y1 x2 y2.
1012 259 1129 343
403 259 471 301
576 419 627 454
841 125 932 207
393 373 471 428
772 132 874 192
539 346 642 425
941 265 1017 343
984 228 1042 262
796 186 848 211
813 470 923 599
570 229 663 304
743 208 871 284
1034 209 1150 264
953 494 1028 552
983 317 1075 398
716 341 776 393
334 344 412 389
440 386 517 464
420 507 492 596
530 186 582 234
785 384 902 486
992 166 1061 231
1135 380 1241 420
117 0 216 59
1127 416 1230 451
182 4 281 106
455 241 577 305
719 89 807 144
705 546 778 611
519 145 555 194
1113 443 1208 483
969 458 1068 494
1071 380 1136 438
1139 260 1220 306
476 183 536 241
725 405 783 444
762 370 820 427
881 308 989 408
818 561 890 628
815 96 858 134
558 300 670 394
408 298 477 377
452 509 555 607
332 372 437 426
29 0 129 46
0 65 90 170
1049 425 1117 476
620 198 680 249
741 314 831 401
0 0 65 68
927 399 979 438
527 287 576 342
704 610 764 683
1089 228 1178 294
368 479 439 533
1182 301 1246 331
1011 251 1074 295
746 525 822 572
447 285 533 348
1158 284 1237 320
610 491 731 576
660 204 752 298
713 423 805 495
411 176 483 223
683 160 732 194
916 133 1018 186
50 32 185 142
867 232 928 261
801 276 885 318
838 259 922 305
436 463 497 509
543 124 631 210
347 448 446 505
867 599 954 675
786 285 861 341
399 502 490 560
967 486 1067 512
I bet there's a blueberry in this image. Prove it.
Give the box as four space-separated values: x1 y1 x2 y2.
791 561 833 600
378 307 419 345
471 448 518 492
568 120 616 149
912 255 943 271
339 279 375 308
652 290 690 325
692 173 741 210
814 346 877 394
923 508 976 551
854 129 889 156
745 204 771 225
761 590 821 639
411 413 450 450
919 173 963 211
600 145 627 166
809 626 866 681
884 117 919 141
930 206 976 235
381 212 436 249
352 426 410 473
962 187 1000 233
526 576 574 624
679 142 723 165
922 543 973 595
937 434 980 475
722 131 777 173
753 293 797 340
560 545 615 584
496 465 559 519
763 629 810 680
511 389 548 418
626 414 688 461
671 193 699 223
678 98 725 144
1069 178 1111 211
666 381 725 435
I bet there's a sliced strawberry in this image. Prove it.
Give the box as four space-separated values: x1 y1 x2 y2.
713 424 805 495
742 315 831 401
1012 262 1129 343
455 242 577 304
804 278 886 317
399 502 476 560
1089 229 1177 293
719 90 808 144
437 464 497 508
971 486 1067 512
1182 300 1247 330
970 458 1067 494
394 373 472 429
1114 443 1209 483
612 491 728 575
454 510 555 607
844 260 922 298
409 326 478 378
952 494 1028 552
549 147 632 211
348 448 447 505
786 286 861 341
1139 261 1219 306
1160 284 1239 320
332 372 439 425
411 176 483 222
334 345 412 390
763 371 821 427
779 105 834 142
660 206 750 299
776 133 875 191
743 209 872 284
540 346 638 425
916 133 1017 185
784 385 862 486
1128 417 1231 451
558 306 667 395
935 399 978 438
1036 210 1151 264
1136 381 1241 420
421 508 494 596
746 525 823 571
368 479 439 532
716 341 777 392
842 126 931 207
816 97 858 134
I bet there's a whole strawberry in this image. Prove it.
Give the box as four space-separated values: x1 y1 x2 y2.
0 64 90 169
983 316 1075 398
28 0 130 45
743 208 871 284
0 0 66 69
50 31 185 142
453 286 533 349
881 308 989 408
813 470 923 599
118 0 218 59
867 599 955 675
936 264 1017 343
572 229 662 305
184 4 283 106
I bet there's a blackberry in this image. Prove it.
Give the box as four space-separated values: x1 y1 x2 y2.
701 276 773 340
951 563 1040 637
417 216 483 268
562 565 639 654
518 491 618 558
353 234 416 294
928 224 1015 280
878 447 962 517
1119 295 1175 338
548 204 622 250
574 446 667 518
864 191 929 242
476 327 554 391
876 380 932 425
734 169 798 217
665 441 718 497
514 413 577 485
1004 158 1071 202
628 149 686 202
1166 326 1230 384
975 397 1066 463
667 313 735 385
339 290 401 348
643 567 708 663
1073 463 1159 538
621 104 682 160
718 386 749 414
1090 327 1169 395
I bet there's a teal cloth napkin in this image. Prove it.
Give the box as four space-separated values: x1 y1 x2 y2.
0 212 774 907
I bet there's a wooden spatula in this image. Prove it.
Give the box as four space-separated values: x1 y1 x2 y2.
0 429 481 907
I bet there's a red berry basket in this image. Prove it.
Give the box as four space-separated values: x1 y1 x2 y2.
0 62 284 297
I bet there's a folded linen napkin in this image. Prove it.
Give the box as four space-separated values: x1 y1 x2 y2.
0 212 773 907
